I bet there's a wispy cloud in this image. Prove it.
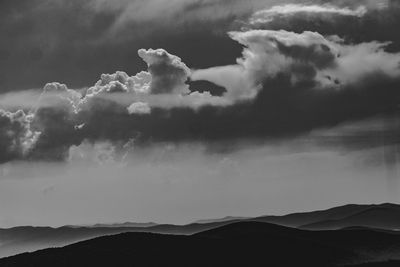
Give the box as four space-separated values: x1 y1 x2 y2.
249 4 367 25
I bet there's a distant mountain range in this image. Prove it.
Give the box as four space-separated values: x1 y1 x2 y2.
194 216 249 224
0 221 241 258
1 203 400 260
71 222 158 228
2 221 400 267
255 203 400 230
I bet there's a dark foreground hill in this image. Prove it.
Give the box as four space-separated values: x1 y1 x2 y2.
0 220 240 258
346 261 400 267
2 221 400 267
2 203 400 258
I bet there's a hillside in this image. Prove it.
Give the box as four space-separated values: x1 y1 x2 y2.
2 221 400 267
0 221 235 258
2 203 400 259
254 203 400 229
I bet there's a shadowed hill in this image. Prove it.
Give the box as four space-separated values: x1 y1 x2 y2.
0 221 239 258
3 221 400 267
2 203 400 259
83 222 158 228
194 216 249 224
345 260 400 267
299 204 400 230
254 203 400 230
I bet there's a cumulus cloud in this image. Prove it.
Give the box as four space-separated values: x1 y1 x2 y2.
1 31 400 164
77 49 226 111
0 0 251 92
325 40 400 85
138 48 191 95
191 63 261 101
0 47 229 161
40 82 82 113
193 29 400 93
127 102 151 115
0 110 40 162
2 0 398 93
2 1 400 164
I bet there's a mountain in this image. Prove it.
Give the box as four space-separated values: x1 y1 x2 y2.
253 203 400 229
346 261 400 267
194 216 249 224
0 221 237 258
0 226 139 259
298 204 400 230
2 203 400 259
84 222 158 228
2 221 400 267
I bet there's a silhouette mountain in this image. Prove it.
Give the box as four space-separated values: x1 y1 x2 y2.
298 204 400 230
0 221 238 258
81 222 158 228
2 221 400 267
254 203 400 229
194 216 249 224
2 203 400 259
346 261 400 267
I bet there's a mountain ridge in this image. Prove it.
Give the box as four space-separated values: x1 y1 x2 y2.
1 203 400 259
3 221 400 267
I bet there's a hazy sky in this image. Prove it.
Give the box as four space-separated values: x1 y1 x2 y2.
0 0 399 227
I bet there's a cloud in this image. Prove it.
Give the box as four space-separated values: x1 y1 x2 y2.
76 49 227 110
138 49 191 95
40 82 82 113
127 102 151 115
1 28 400 163
193 30 400 92
249 4 367 25
68 141 119 165
0 90 43 110
1 1 400 164
246 0 400 52
90 0 383 36
0 110 40 162
0 0 246 92
1 0 398 93
325 40 400 85
2 48 227 161
191 65 257 100
90 0 270 36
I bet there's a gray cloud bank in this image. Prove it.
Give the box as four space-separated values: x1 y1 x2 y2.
1 0 400 163
1 0 390 92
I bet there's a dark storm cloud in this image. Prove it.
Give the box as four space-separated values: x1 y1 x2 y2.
1 0 400 163
0 0 252 92
2 0 394 92
0 0 120 91
10 29 398 162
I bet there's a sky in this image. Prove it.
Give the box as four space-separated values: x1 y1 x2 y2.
0 0 400 227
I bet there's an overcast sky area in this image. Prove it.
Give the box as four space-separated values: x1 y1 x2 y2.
0 0 400 227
